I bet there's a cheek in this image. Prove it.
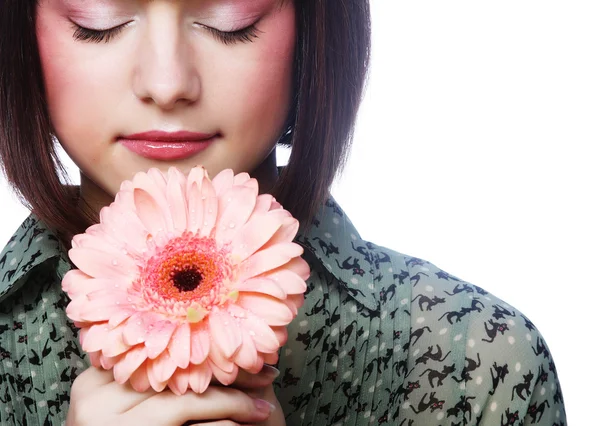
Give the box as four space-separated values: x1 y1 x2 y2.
36 12 121 144
214 8 296 133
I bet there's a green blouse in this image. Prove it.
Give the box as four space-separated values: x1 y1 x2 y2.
0 197 566 425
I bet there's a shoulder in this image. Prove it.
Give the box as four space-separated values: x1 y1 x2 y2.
386 252 567 424
282 196 566 424
0 214 65 304
0 233 85 425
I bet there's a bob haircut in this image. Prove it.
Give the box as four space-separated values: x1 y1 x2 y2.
0 0 371 247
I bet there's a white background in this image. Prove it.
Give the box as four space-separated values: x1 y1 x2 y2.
1 1 597 423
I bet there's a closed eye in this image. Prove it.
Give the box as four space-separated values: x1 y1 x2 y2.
197 23 262 45
71 21 132 43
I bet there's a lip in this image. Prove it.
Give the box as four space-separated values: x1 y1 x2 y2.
118 131 217 161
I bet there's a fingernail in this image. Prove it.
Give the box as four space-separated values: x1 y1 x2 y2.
262 364 280 379
254 398 276 413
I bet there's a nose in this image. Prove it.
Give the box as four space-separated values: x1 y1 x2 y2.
133 16 200 109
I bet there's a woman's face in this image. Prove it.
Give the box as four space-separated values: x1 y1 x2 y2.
36 0 296 209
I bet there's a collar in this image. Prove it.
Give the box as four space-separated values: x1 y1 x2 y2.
0 215 65 303
0 198 378 311
296 197 379 311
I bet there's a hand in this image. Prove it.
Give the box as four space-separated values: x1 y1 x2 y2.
66 366 279 426
253 384 286 426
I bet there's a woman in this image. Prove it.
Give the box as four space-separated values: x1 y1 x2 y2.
0 0 566 424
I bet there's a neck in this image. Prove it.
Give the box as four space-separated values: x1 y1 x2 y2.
77 150 280 218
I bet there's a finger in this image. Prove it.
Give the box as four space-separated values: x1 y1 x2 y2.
94 380 157 413
124 387 274 425
215 365 279 389
72 366 114 394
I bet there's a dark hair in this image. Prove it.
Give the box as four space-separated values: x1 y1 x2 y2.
0 0 371 246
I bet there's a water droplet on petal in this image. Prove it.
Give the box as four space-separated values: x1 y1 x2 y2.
112 259 118 266
208 209 213 214
204 222 208 226
249 331 256 336
229 222 235 229
137 337 144 343
136 321 141 326
191 209 196 214
227 198 231 203
127 297 132 302
201 196 206 200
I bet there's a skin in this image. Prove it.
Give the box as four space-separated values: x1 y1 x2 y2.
36 0 296 424
36 0 296 215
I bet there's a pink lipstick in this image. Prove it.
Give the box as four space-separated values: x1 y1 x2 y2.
119 131 217 161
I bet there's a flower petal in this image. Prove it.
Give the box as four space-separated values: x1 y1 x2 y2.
130 362 151 392
263 352 279 365
233 172 251 186
67 297 125 323
72 233 123 258
68 247 138 280
62 270 98 297
98 205 149 258
263 263 309 295
271 326 288 347
144 319 177 359
108 307 136 329
187 181 204 234
190 322 211 364
147 351 177 390
208 336 235 373
167 368 190 396
123 312 160 346
229 209 290 263
134 188 168 236
211 168 234 196
237 294 294 327
233 330 259 372
251 194 275 216
209 308 242 359
208 359 238 386
87 350 102 368
82 323 109 352
166 167 188 233
215 186 258 245
280 256 311 281
238 243 303 281
199 178 218 238
235 277 286 299
99 353 120 370
261 217 299 250
113 345 149 384
168 322 191 369
101 324 132 357
227 305 279 353
188 362 212 393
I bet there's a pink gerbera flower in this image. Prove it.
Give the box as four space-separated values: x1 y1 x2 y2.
62 166 309 395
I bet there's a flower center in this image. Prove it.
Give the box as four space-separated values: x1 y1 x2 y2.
172 268 203 292
137 231 234 316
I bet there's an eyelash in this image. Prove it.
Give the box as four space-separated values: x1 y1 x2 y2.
71 22 260 45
